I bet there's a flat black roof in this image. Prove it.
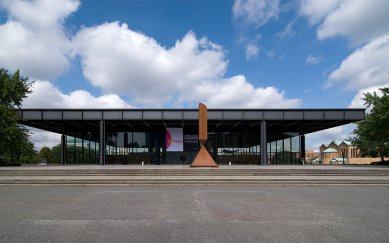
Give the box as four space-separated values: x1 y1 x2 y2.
17 108 365 135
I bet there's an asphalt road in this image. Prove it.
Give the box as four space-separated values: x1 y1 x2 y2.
0 185 388 242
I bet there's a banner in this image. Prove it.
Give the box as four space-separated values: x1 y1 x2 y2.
184 134 199 152
166 128 183 152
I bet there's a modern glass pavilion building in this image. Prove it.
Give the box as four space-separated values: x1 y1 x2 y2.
17 108 364 165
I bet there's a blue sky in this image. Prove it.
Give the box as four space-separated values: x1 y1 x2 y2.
0 0 388 149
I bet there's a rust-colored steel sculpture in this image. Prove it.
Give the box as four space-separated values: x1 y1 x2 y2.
191 103 218 167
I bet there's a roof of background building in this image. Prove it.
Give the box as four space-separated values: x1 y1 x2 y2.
340 141 353 146
330 158 349 162
325 139 353 148
332 140 343 146
323 148 338 153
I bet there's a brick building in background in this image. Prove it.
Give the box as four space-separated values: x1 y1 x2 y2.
319 140 386 165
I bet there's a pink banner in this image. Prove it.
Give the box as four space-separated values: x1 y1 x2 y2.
166 128 183 152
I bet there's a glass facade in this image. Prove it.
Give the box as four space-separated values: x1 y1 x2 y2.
208 132 260 165
105 131 161 164
267 132 301 165
64 127 302 165
66 135 99 164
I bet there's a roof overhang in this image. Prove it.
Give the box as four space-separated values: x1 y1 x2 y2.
17 108 365 135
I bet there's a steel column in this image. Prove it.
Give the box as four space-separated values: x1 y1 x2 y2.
260 120 267 165
99 120 106 165
300 134 305 164
61 134 66 165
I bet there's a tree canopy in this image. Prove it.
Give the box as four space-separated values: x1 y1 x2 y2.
350 87 389 163
0 68 34 163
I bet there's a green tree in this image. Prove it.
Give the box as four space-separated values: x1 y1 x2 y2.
0 68 33 162
39 147 52 163
350 87 389 163
50 145 62 164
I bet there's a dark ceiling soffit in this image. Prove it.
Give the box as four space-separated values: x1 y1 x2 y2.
17 109 365 122
17 108 366 112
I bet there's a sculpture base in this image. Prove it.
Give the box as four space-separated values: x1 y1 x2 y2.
191 146 218 167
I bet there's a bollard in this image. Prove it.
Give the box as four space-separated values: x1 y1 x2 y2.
141 161 144 166
229 161 231 166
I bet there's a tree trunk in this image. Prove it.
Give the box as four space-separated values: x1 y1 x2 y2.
379 144 385 164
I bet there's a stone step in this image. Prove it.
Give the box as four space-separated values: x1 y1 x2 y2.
2 166 389 185
2 172 389 177
2 169 389 176
1 179 389 185
1 174 389 185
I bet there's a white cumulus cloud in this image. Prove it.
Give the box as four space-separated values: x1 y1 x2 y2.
22 80 133 150
348 85 388 112
0 0 79 31
299 0 341 25
23 81 132 109
73 23 226 106
0 0 79 80
73 22 301 108
187 75 301 108
300 0 389 113
327 34 389 91
300 0 389 46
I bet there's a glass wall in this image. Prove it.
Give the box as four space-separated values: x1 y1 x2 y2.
66 133 99 164
105 131 165 165
208 132 260 165
104 130 261 165
267 132 301 165
64 128 301 165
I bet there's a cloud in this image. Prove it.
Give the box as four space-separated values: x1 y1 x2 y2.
0 0 79 80
23 81 132 108
326 34 389 91
22 80 133 150
308 83 387 151
305 124 355 150
348 85 388 113
277 22 295 40
300 0 388 46
245 44 259 60
0 0 79 30
73 24 226 106
26 127 61 150
188 75 301 108
73 22 301 108
232 0 280 29
305 54 324 65
299 0 340 25
300 0 389 115
232 0 279 61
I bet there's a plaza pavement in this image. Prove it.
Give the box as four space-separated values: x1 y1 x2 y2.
0 185 388 242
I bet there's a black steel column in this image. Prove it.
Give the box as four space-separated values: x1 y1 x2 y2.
61 134 66 165
99 120 106 165
300 134 305 163
260 120 267 165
